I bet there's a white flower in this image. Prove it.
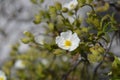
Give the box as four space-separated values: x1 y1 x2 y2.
63 0 78 10
56 30 80 51
14 60 25 69
0 70 7 80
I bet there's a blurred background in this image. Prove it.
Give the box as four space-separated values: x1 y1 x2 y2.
0 0 73 65
0 0 35 64
0 0 120 65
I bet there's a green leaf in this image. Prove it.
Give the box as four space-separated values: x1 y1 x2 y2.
97 31 104 37
104 33 110 43
103 22 111 32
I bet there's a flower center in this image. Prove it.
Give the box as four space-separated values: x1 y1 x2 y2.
0 77 4 80
64 40 72 47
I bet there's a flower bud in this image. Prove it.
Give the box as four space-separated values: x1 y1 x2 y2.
21 38 30 44
23 31 33 38
62 8 68 13
33 14 41 24
55 2 62 10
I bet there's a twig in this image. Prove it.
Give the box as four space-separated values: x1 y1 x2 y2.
93 32 116 80
62 58 83 80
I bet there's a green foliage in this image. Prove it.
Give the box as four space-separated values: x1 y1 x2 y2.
1 0 120 80
111 57 120 80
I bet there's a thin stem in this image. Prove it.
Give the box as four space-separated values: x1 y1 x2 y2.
92 60 103 80
62 58 83 80
49 55 56 68
106 33 116 52
92 32 116 80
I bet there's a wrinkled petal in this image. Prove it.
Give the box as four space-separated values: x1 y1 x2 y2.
70 33 80 44
56 36 68 49
69 42 79 51
60 30 72 39
56 36 64 44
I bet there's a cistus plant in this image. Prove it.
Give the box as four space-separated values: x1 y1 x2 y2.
1 0 120 80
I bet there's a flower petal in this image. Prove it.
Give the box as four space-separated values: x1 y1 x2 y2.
70 33 80 43
56 36 68 49
60 30 72 39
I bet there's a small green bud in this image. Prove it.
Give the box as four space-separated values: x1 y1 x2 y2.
33 14 41 24
23 31 33 37
12 43 19 51
68 11 74 16
49 6 56 14
55 2 62 10
62 7 68 13
53 49 63 55
21 38 30 44
30 0 37 4
48 23 54 31
40 0 44 3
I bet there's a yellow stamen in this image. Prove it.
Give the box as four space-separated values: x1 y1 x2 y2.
64 40 72 47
